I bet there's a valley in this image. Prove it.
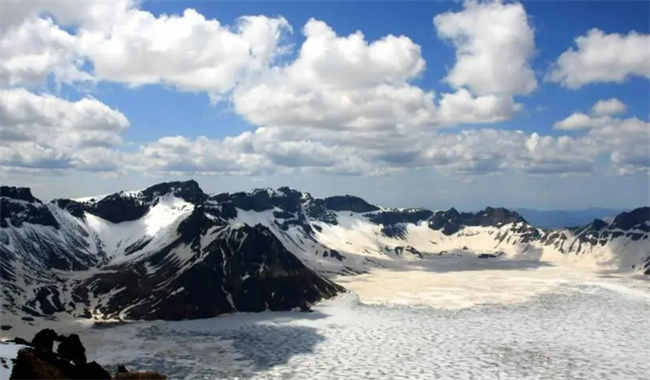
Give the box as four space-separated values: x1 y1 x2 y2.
1 180 649 379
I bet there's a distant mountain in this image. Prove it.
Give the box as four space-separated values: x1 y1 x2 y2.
1 181 648 323
515 208 625 229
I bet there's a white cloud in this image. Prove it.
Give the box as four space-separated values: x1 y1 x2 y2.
587 117 650 173
418 129 596 175
0 88 129 171
132 131 383 177
231 18 438 133
232 16 522 148
554 113 594 130
554 102 650 173
591 98 627 117
78 10 291 93
3 0 641 180
0 0 290 94
0 0 134 32
132 134 269 176
0 17 91 87
548 29 650 88
437 89 521 124
434 0 537 96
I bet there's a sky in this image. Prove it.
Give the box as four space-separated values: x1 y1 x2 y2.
0 0 648 210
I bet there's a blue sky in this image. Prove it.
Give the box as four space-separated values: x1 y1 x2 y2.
96 0 650 142
0 0 648 210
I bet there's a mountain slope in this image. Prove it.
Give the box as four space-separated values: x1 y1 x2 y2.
1 181 648 322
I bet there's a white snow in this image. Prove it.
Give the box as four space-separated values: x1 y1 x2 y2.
84 194 194 263
74 189 142 203
73 267 650 380
0 342 27 379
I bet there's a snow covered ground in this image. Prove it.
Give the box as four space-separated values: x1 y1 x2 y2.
60 259 649 380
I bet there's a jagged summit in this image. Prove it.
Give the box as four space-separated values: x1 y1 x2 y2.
610 207 650 231
323 195 380 213
0 186 40 203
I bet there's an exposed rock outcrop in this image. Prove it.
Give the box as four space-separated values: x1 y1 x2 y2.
9 329 159 380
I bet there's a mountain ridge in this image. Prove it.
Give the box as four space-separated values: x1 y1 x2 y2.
1 181 648 323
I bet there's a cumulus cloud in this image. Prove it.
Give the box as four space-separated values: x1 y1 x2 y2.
0 0 290 93
591 98 627 117
418 129 597 175
130 125 606 178
434 0 537 96
554 98 631 130
3 0 641 179
437 89 522 124
231 18 438 133
79 10 291 93
0 17 91 87
0 88 129 171
131 131 384 177
554 100 650 173
548 29 650 88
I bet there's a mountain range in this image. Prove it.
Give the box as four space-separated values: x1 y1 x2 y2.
1 180 648 322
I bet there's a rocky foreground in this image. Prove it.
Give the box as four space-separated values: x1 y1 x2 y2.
1 329 166 379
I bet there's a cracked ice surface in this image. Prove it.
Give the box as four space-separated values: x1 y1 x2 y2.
79 265 650 380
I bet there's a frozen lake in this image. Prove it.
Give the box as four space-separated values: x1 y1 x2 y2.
77 260 650 380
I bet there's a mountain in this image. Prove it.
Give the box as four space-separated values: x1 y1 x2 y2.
1 181 648 323
515 208 625 229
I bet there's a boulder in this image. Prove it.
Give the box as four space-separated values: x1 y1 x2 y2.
81 361 111 379
31 329 58 352
9 349 67 380
57 334 87 365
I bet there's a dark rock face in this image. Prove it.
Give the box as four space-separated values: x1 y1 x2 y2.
10 330 123 380
82 362 112 379
10 349 67 380
0 193 59 229
610 207 650 232
366 209 434 238
51 199 85 219
79 223 344 320
31 329 58 352
428 207 526 235
213 187 304 214
303 196 338 225
571 207 650 246
366 209 433 226
0 187 38 203
141 180 206 205
323 195 380 213
79 180 207 223
57 334 87 366
79 193 149 224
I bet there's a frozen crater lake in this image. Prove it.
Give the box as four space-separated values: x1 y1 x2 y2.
76 260 650 380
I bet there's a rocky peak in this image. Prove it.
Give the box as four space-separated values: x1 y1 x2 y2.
323 195 380 213
51 198 85 218
0 187 58 229
212 187 304 214
610 207 649 232
476 207 527 226
78 180 206 223
428 207 527 235
0 186 39 203
141 180 206 205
